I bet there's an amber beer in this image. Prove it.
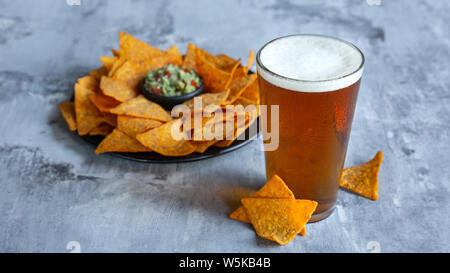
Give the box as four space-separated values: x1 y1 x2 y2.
256 35 364 222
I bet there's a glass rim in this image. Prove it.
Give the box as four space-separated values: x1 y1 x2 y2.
256 34 365 84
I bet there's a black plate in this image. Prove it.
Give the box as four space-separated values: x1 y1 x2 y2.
81 117 260 163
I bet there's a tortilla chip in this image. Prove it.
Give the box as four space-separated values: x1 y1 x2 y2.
214 54 241 73
254 174 294 198
299 228 307 236
240 75 260 103
78 75 99 91
234 96 259 110
196 49 237 92
59 102 77 131
136 119 195 156
89 123 114 136
102 112 118 127
74 83 105 135
225 74 258 104
183 112 217 133
89 66 108 81
191 119 236 141
109 95 172 122
229 175 307 237
113 49 183 89
229 206 251 223
339 151 383 200
182 90 230 110
117 116 163 138
231 50 255 79
112 49 120 57
216 54 239 64
232 67 246 80
108 58 126 77
242 198 317 245
165 45 183 67
182 43 197 70
100 56 118 72
95 129 151 154
229 175 294 223
214 110 257 148
189 139 219 153
183 107 238 132
119 31 165 63
245 50 254 72
110 61 141 88
89 93 121 112
100 76 138 102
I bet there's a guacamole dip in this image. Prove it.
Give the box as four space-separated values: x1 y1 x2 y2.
143 64 202 97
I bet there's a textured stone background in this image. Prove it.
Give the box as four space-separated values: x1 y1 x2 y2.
0 0 449 253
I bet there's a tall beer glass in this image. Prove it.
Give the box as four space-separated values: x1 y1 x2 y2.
256 35 365 222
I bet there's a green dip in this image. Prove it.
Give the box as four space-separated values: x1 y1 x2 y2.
143 64 202 97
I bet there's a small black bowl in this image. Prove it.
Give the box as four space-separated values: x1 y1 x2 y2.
141 79 203 111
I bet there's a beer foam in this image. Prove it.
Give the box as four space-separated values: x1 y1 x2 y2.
257 35 364 92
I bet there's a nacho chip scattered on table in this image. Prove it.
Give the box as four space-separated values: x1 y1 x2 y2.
229 175 294 223
117 116 163 138
242 198 317 245
136 119 195 156
339 151 383 200
59 102 77 131
109 95 172 122
95 129 151 154
230 175 308 239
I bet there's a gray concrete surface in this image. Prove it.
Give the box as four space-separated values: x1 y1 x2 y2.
0 0 449 253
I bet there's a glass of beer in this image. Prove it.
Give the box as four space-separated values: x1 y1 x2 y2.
256 35 365 222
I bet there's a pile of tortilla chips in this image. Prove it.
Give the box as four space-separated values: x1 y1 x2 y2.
230 175 318 245
59 32 260 156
